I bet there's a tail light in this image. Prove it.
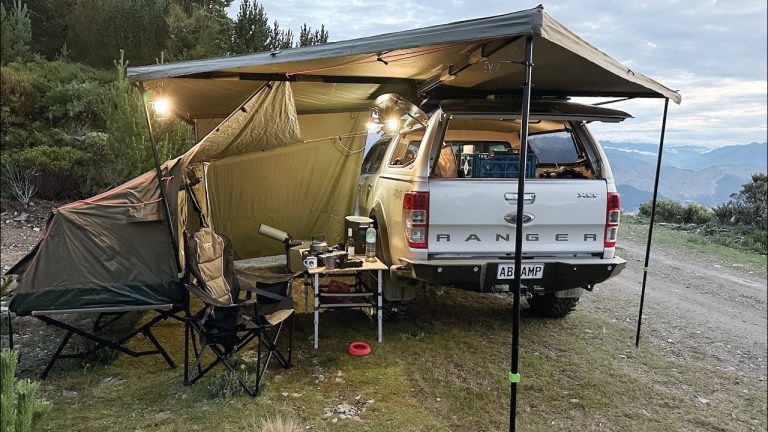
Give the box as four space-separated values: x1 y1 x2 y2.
403 191 429 249
604 192 621 248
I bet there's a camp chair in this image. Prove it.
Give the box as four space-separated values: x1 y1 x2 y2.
183 227 298 396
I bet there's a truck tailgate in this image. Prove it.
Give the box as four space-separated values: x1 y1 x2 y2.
428 179 607 256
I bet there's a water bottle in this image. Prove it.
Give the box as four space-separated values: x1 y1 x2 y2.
365 226 377 262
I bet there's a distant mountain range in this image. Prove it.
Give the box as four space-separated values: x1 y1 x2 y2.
600 141 767 211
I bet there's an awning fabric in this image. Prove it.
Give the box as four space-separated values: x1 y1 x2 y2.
9 6 680 314
128 6 679 122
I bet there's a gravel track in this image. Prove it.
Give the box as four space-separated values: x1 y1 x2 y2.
580 237 767 381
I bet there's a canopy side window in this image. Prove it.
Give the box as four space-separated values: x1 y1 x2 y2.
361 140 389 175
389 133 424 168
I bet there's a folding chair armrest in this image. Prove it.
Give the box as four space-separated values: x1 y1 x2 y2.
184 283 233 308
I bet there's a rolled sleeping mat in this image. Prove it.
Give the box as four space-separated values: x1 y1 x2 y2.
258 224 291 244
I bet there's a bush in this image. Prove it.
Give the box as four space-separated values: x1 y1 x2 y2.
714 173 767 230
638 199 713 225
1 349 51 432
1 56 191 201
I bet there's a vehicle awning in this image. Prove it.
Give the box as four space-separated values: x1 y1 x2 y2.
127 6 680 122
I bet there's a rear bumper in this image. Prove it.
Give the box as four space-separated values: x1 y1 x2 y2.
398 256 626 293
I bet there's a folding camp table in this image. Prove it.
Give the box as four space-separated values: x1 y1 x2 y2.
31 304 182 379
306 258 387 349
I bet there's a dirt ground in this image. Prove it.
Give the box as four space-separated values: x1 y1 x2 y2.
0 199 54 273
582 235 767 382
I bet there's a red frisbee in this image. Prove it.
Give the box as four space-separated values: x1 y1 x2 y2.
347 341 371 356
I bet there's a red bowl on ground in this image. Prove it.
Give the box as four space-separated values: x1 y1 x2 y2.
348 341 371 356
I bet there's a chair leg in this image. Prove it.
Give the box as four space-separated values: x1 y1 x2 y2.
183 320 190 385
287 312 294 368
256 330 262 395
209 344 257 397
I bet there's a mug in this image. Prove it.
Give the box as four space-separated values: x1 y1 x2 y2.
303 256 318 269
323 254 337 270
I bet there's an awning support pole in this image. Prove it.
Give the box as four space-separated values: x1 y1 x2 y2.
509 35 534 432
137 82 182 276
635 97 669 347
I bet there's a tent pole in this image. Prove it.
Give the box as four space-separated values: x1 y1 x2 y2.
509 35 534 432
137 82 182 276
635 97 669 347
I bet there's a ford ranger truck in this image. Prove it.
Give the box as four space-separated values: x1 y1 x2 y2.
358 98 628 317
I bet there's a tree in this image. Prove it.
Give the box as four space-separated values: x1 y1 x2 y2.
230 0 269 54
714 173 767 229
267 19 293 50
0 0 33 65
22 0 75 60
298 23 328 47
166 2 230 61
65 0 169 68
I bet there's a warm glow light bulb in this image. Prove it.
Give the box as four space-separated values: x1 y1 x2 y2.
152 98 172 117
385 118 399 131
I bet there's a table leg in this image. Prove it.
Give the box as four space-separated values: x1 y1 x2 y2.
314 273 320 349
377 269 383 343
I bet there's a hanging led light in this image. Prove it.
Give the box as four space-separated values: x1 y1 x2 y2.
150 98 173 120
385 118 400 133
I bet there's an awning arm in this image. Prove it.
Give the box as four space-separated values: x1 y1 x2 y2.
592 97 635 106
181 71 417 87
417 37 521 96
635 97 670 346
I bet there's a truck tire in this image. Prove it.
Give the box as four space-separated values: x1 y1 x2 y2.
526 294 578 318
368 214 416 307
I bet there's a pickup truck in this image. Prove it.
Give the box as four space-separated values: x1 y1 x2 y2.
357 97 628 317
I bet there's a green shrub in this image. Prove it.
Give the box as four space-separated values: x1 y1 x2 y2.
40 80 105 129
7 145 87 198
1 349 51 432
1 56 191 200
639 199 713 225
714 173 767 230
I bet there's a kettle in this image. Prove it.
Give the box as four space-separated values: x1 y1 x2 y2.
310 235 329 254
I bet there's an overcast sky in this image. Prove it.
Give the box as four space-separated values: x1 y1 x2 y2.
227 1 767 147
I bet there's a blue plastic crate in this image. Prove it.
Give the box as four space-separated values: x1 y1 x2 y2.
466 152 537 178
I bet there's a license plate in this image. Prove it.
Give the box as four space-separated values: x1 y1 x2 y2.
496 263 545 280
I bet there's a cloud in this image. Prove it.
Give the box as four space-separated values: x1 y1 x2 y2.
228 0 767 147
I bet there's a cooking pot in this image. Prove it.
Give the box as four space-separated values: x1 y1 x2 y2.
310 235 329 254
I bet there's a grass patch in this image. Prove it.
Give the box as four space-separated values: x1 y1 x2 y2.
32 287 766 431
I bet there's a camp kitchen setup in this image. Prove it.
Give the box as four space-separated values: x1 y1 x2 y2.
4 6 680 429
257 217 387 348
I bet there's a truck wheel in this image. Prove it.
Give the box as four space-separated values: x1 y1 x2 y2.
526 294 578 318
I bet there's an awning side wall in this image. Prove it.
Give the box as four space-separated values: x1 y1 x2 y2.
207 111 368 258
